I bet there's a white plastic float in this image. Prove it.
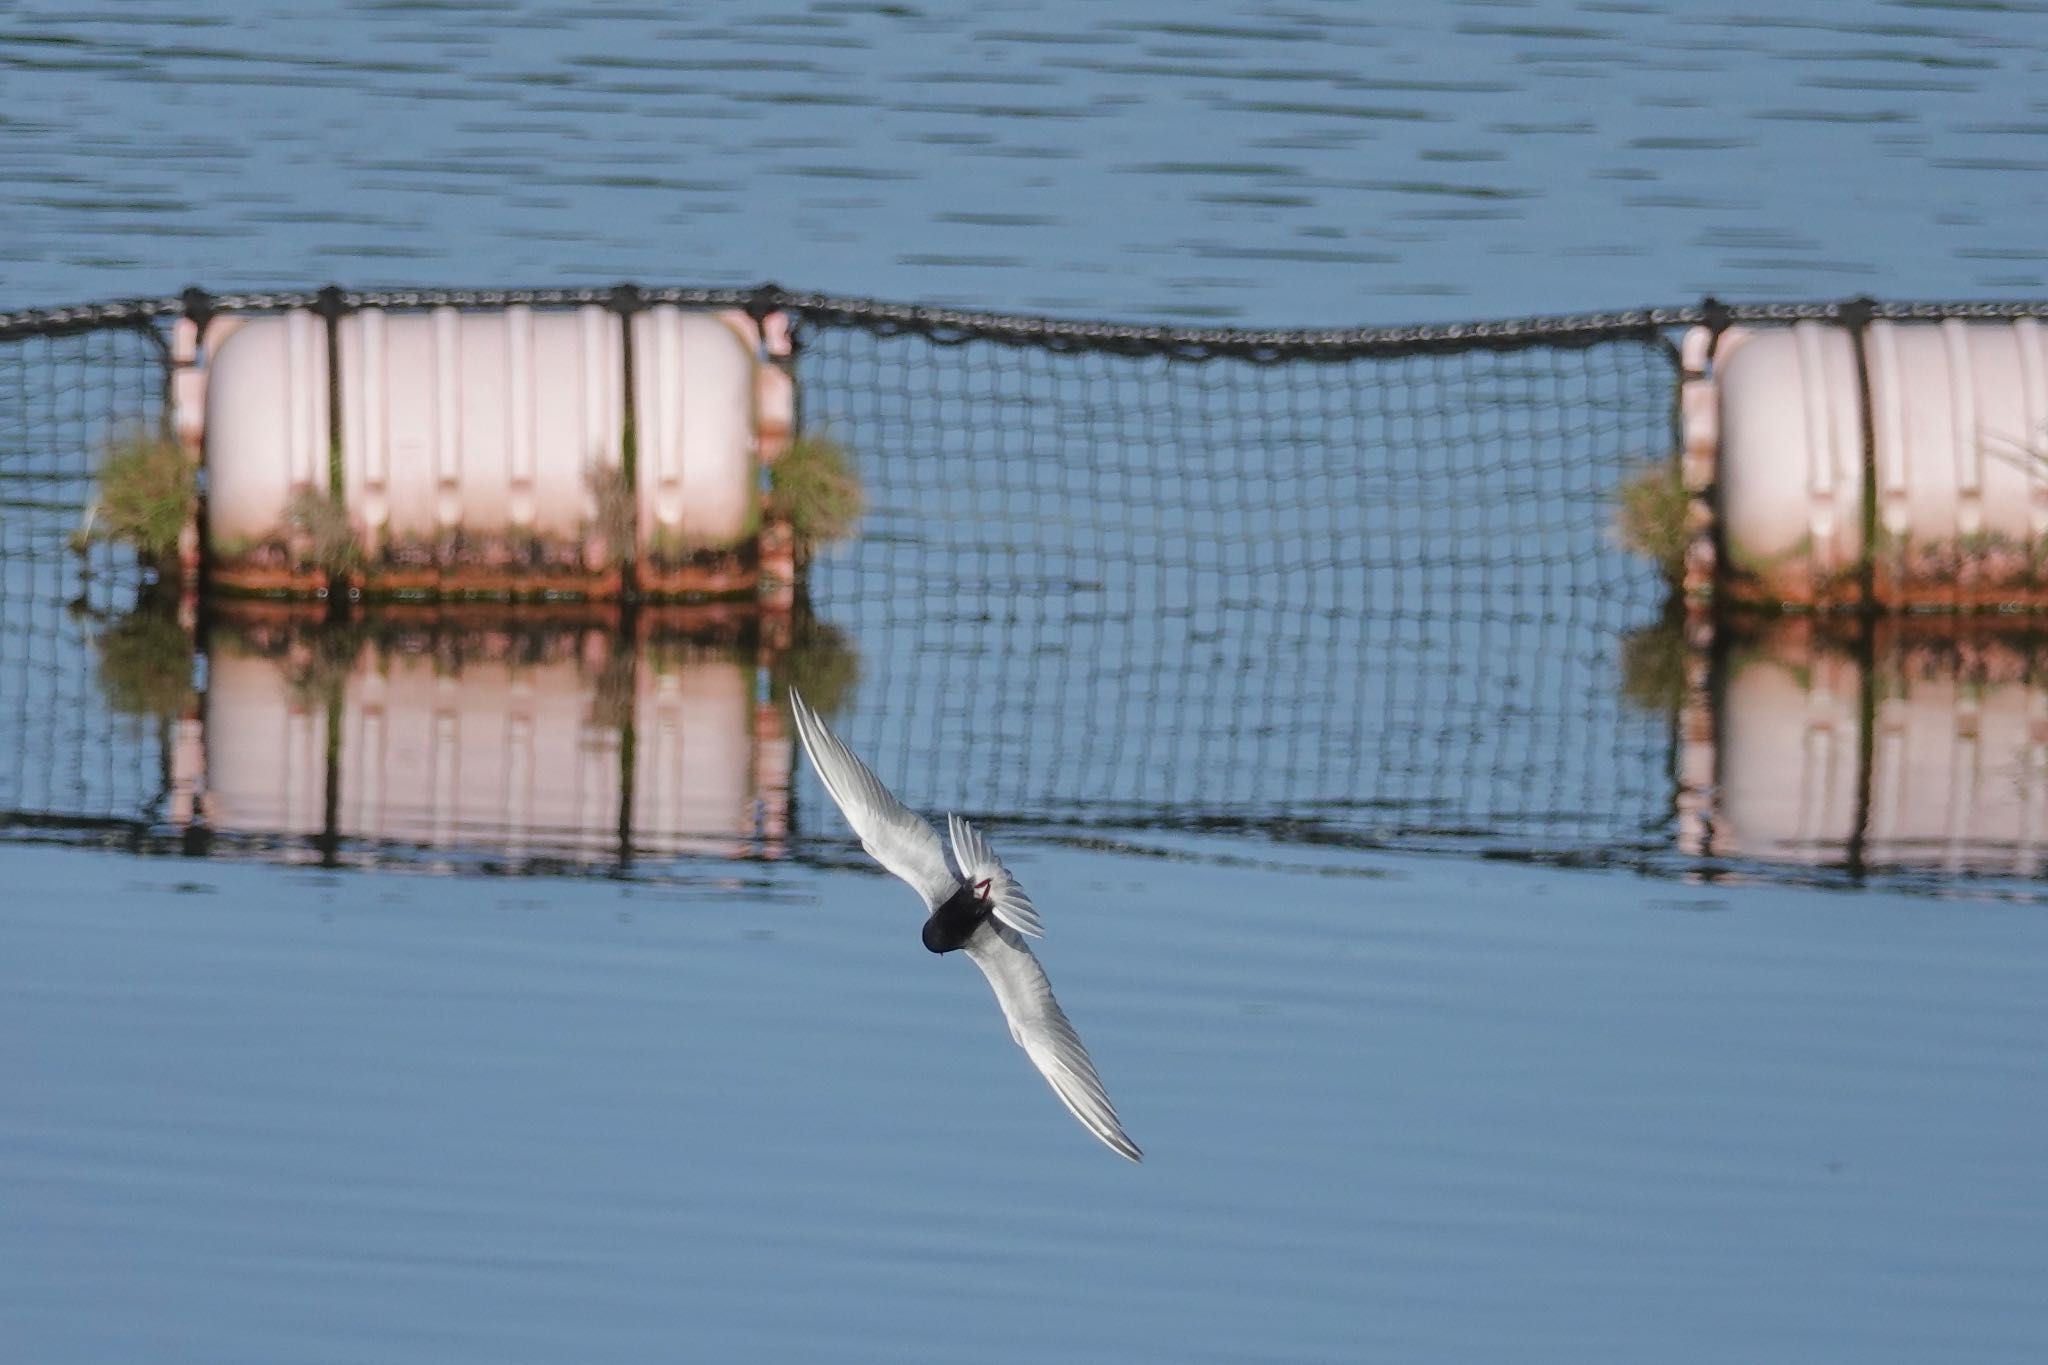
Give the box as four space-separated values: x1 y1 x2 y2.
1690 318 2048 607
182 303 795 599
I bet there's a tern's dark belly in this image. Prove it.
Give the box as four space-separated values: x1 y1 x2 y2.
920 884 988 954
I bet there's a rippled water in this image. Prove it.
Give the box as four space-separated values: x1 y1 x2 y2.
6 5 2048 1364
2 0 2045 320
8 843 2046 1364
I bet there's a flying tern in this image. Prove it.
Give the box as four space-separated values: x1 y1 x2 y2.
788 689 1141 1163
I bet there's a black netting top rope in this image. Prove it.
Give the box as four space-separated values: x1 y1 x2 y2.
6 285 2047 355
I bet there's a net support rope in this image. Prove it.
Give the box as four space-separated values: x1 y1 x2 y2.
6 285 2047 353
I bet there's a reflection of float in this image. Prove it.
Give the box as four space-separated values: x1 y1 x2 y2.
1676 618 2048 876
170 605 854 868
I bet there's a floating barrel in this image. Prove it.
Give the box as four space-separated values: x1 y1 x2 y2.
1699 318 2048 607
185 304 794 599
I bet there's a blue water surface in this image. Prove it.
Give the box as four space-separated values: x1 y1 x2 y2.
4 4 2048 1362
6 842 2046 1364
1 0 2043 320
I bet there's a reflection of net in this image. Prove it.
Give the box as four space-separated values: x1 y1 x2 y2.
0 328 164 828
798 329 1676 857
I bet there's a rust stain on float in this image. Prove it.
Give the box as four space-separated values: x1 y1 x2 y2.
206 553 651 602
1870 530 2048 613
635 547 760 602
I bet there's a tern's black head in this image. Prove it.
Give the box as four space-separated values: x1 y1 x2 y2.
920 879 994 955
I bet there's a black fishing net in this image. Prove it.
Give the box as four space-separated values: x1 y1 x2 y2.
0 286 1730 867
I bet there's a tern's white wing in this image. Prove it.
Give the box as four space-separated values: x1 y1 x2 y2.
947 813 1044 939
963 923 1142 1162
789 689 958 912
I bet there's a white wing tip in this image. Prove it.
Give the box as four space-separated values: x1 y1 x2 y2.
1048 1075 1143 1162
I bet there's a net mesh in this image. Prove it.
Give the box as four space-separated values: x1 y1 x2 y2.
797 328 1675 859
0 326 166 834
0 289 1692 869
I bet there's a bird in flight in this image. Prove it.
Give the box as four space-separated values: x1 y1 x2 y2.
787 689 1142 1163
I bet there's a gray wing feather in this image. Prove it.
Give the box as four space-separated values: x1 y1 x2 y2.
789 690 958 912
963 924 1142 1163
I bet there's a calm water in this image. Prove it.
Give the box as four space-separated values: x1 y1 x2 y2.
1 0 2045 320
5 4 2048 1363
8 843 2048 1364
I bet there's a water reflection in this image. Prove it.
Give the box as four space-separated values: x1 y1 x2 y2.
95 600 857 872
1630 615 2048 880
41 594 2048 887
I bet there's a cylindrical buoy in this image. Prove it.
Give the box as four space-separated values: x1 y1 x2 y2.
191 304 789 600
1700 318 2048 608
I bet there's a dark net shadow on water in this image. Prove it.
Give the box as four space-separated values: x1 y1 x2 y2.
9 299 2048 897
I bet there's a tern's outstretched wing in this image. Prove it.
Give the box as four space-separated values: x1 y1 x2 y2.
789 689 958 912
963 924 1142 1162
947 813 1044 939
